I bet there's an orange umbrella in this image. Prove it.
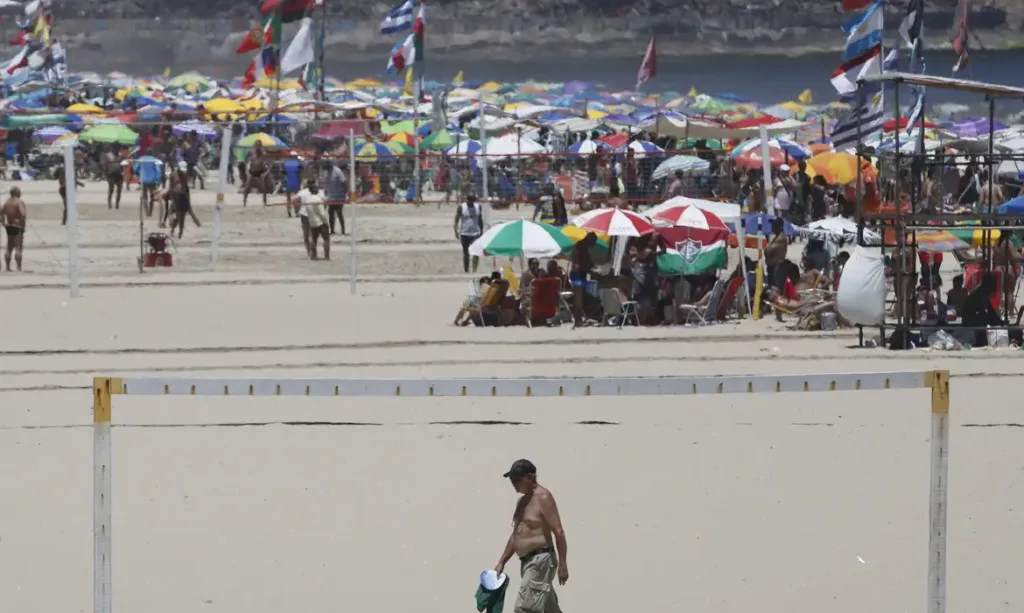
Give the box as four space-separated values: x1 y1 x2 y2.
793 152 876 185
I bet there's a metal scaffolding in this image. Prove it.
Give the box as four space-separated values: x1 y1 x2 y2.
854 72 1024 345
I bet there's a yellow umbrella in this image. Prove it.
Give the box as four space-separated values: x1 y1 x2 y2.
203 98 244 114
67 103 103 114
778 101 806 112
478 81 502 92
346 78 381 88
585 109 608 120
561 226 609 244
239 98 265 111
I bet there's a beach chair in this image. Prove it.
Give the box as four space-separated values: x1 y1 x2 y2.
680 279 726 325
715 276 745 321
599 288 640 328
474 280 509 327
525 277 560 327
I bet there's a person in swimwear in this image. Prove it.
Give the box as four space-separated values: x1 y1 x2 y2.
494 460 568 613
55 162 85 226
243 140 272 207
1 186 27 271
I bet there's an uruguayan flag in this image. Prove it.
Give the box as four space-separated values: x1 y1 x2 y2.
380 0 414 35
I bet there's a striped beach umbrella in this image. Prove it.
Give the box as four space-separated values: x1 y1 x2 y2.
572 207 655 237
354 141 397 161
468 219 574 258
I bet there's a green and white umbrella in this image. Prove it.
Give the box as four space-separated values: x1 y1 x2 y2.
656 243 727 276
469 219 574 258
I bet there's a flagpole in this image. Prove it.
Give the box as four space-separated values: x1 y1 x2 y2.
318 0 326 103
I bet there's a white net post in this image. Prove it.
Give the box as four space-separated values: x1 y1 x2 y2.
928 370 950 613
349 129 357 296
63 144 80 298
93 378 115 613
479 97 488 202
211 125 233 267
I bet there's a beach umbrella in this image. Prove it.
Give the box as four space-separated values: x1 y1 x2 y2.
166 72 213 91
237 132 286 148
485 134 545 157
203 97 245 114
468 219 575 258
916 231 971 252
652 155 710 180
386 132 418 148
621 140 664 158
561 225 610 246
445 140 482 156
646 196 741 223
948 227 1008 247
32 125 72 142
799 216 881 244
734 146 786 169
568 139 608 155
354 141 396 161
951 118 1006 137
420 128 458 151
382 139 414 155
997 195 1024 215
172 121 218 138
66 102 103 114
652 205 728 232
79 123 139 145
732 137 811 161
572 208 654 237
800 152 876 185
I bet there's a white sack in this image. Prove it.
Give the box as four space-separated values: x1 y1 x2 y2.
836 245 886 326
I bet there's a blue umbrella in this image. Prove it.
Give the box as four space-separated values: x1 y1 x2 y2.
568 139 610 155
997 196 1024 216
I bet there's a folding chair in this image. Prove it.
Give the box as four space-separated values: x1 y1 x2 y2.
525 278 560 327
680 279 726 325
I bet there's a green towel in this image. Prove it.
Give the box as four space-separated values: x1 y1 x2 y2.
475 577 509 613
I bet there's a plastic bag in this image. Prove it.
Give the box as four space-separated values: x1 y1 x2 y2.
987 329 1010 349
836 246 886 326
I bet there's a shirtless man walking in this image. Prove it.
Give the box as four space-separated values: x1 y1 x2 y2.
494 460 568 613
1 187 27 271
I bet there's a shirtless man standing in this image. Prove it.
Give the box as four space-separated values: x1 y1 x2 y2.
1 186 27 271
494 460 568 613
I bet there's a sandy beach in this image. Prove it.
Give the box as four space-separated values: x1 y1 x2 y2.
0 180 1021 613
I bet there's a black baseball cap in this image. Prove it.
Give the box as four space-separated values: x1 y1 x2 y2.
503 459 537 479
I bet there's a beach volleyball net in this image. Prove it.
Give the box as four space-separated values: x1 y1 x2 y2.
91 370 951 613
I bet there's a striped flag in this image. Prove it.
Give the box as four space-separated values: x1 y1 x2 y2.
830 44 881 95
841 1 883 62
901 0 925 133
830 90 885 150
380 0 414 34
386 32 414 74
412 1 425 101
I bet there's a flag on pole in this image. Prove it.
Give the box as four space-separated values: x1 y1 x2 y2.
386 32 414 74
281 16 315 74
237 13 281 54
900 0 926 133
797 89 813 105
841 0 874 10
298 61 316 89
841 1 883 61
404 65 414 96
243 46 278 88
951 0 969 73
635 37 656 91
260 0 312 23
830 90 885 149
380 0 414 34
412 1 425 102
830 44 881 95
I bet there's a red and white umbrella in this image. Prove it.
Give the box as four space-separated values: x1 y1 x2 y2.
572 207 654 237
733 146 786 169
650 205 729 245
